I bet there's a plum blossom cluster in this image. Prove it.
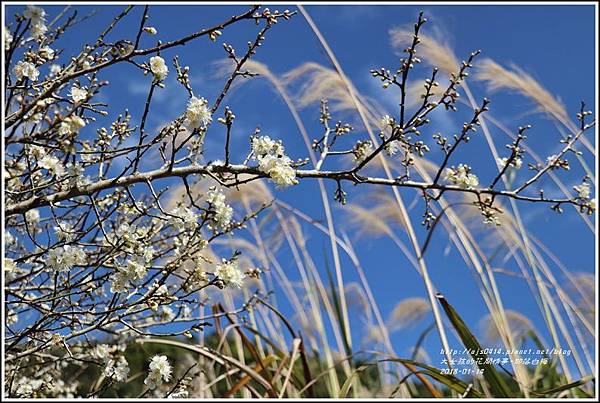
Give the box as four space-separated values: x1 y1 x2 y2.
184 96 212 130
24 5 48 38
144 355 172 390
169 206 200 231
13 374 78 398
59 114 86 135
353 140 374 164
496 156 523 170
14 377 45 398
574 181 596 214
13 60 40 81
251 135 298 187
107 223 157 264
69 85 88 103
149 56 169 82
22 143 89 191
110 259 148 293
104 356 131 382
5 25 13 48
206 186 233 231
46 245 87 272
215 258 245 288
546 154 570 171
95 343 131 383
146 281 178 312
444 164 480 189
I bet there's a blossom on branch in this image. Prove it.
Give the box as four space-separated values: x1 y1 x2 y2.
144 355 172 390
215 258 245 288
184 96 212 129
252 135 298 187
150 56 169 82
13 61 39 81
206 187 233 231
444 164 479 189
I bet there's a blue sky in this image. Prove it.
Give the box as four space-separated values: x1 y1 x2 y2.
5 3 596 376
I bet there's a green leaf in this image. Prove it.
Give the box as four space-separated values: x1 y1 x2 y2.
382 358 484 397
530 376 594 397
322 252 352 358
339 365 369 398
436 293 513 397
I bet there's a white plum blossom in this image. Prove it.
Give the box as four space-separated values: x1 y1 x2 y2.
140 246 155 263
24 5 46 22
38 46 54 60
5 27 14 48
30 144 46 159
69 85 87 102
574 182 591 200
258 154 298 188
15 377 44 398
144 355 172 390
30 22 48 38
251 135 283 156
25 209 40 224
5 258 17 281
184 96 212 130
47 245 87 272
546 154 569 170
54 221 76 242
380 114 394 129
206 187 233 231
104 356 130 382
7 309 19 325
143 26 158 35
169 206 199 231
154 283 169 296
251 135 297 188
13 61 40 81
91 344 110 361
26 111 43 124
24 5 47 39
497 156 522 170
159 306 175 321
590 198 596 211
149 55 168 82
385 140 401 156
215 258 245 288
444 164 479 189
38 154 66 176
110 259 147 293
59 115 86 136
49 63 62 76
353 140 374 164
